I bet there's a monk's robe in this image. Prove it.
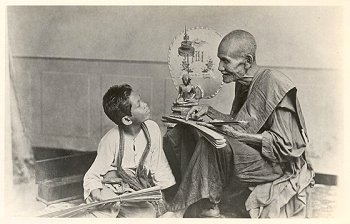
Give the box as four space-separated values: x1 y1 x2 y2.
163 67 314 218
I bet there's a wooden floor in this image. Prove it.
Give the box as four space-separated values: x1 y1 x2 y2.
7 180 338 218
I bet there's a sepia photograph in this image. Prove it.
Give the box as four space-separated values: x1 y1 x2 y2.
2 2 349 222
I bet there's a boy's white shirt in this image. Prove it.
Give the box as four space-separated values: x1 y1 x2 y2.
83 120 176 199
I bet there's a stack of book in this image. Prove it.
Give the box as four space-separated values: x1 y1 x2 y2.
162 116 226 148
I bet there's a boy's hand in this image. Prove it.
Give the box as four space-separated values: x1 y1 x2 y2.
90 189 103 202
90 188 120 211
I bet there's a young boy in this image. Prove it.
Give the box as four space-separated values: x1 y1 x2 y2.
83 84 176 218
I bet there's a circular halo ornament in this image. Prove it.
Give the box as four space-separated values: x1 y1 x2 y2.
168 27 223 99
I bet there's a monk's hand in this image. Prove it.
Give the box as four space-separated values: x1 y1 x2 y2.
185 104 209 121
196 121 215 129
219 125 243 139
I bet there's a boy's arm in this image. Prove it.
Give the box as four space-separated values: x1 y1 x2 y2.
83 133 117 200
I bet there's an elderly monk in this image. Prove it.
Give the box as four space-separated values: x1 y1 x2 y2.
162 30 314 218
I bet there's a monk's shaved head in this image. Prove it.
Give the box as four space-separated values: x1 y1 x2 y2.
219 30 257 61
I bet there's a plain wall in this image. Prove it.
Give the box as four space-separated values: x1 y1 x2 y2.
7 6 344 175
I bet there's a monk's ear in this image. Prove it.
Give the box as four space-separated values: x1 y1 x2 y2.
244 54 254 69
121 116 132 126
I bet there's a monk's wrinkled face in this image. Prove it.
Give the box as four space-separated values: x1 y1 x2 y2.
217 40 247 84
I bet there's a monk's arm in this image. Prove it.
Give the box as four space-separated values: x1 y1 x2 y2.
207 106 236 121
235 132 262 147
221 125 262 147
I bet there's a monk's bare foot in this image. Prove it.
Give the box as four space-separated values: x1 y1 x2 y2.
198 203 221 218
159 209 186 218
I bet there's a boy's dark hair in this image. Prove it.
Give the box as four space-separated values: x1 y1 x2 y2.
103 84 132 125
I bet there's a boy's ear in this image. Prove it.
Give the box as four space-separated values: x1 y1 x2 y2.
121 116 132 126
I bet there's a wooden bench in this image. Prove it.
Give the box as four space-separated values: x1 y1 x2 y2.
33 147 96 205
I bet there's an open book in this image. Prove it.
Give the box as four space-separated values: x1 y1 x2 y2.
162 116 226 148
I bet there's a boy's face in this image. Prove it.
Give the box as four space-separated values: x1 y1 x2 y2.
128 91 151 124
